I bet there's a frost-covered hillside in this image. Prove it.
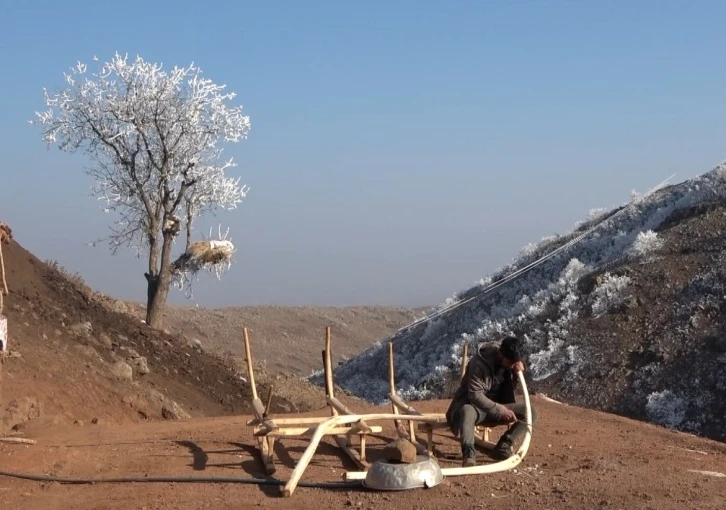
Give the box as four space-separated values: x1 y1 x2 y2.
321 163 726 442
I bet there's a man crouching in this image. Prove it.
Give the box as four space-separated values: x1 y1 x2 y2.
445 336 538 467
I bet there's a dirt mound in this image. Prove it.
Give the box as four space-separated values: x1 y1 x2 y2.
0 396 724 509
0 236 297 432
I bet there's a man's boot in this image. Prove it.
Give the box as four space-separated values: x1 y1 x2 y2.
490 435 513 461
461 444 476 467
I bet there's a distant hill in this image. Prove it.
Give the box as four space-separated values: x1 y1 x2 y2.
119 301 422 376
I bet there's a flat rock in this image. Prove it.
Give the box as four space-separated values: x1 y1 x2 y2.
381 438 418 464
109 361 133 380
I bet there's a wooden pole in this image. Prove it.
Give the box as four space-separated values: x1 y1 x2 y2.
323 327 372 465
254 424 383 437
388 341 403 434
243 327 258 401
282 414 337 497
460 344 468 381
0 437 36 445
264 385 274 417
324 327 337 416
0 240 7 297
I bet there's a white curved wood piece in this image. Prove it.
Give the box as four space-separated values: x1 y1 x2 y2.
344 371 533 481
0 315 7 352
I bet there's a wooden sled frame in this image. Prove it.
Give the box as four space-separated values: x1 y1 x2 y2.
244 327 533 497
244 327 384 476
386 341 496 456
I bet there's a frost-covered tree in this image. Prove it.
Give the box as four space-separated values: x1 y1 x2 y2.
30 53 251 328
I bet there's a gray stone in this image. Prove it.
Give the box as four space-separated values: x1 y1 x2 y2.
70 321 93 338
109 361 133 380
110 300 128 314
98 333 113 349
73 344 98 359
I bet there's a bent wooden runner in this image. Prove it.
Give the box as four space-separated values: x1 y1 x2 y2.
282 370 533 496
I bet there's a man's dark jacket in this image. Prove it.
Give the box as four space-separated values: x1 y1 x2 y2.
445 340 518 437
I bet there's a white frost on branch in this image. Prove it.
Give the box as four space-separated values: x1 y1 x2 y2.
645 390 686 429
629 230 664 257
29 52 251 296
591 273 631 316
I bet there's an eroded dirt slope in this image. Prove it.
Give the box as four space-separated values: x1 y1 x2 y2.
0 237 292 433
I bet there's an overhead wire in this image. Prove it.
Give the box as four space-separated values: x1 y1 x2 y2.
395 174 676 334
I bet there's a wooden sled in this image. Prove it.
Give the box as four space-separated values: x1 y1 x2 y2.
244 327 533 497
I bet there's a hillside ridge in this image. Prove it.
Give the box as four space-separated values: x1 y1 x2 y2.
329 164 726 443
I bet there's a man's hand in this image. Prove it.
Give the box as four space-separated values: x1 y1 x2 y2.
512 361 525 373
500 406 517 423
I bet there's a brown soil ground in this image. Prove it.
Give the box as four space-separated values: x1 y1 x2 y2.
1 396 725 510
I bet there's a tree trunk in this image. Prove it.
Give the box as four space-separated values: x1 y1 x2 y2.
145 271 171 329
144 229 175 329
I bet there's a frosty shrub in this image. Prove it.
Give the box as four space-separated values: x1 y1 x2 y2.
630 230 664 257
645 390 686 429
591 273 631 316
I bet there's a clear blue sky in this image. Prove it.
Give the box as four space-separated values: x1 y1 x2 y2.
1 0 725 308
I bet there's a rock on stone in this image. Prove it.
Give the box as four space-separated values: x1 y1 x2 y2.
73 344 99 359
126 350 150 375
133 357 150 375
161 405 190 420
70 321 93 338
109 361 133 380
111 300 128 314
1 397 41 432
186 338 203 350
381 438 418 464
98 333 113 349
144 389 191 420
